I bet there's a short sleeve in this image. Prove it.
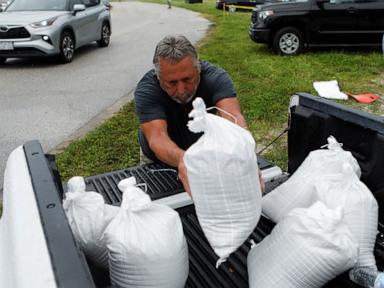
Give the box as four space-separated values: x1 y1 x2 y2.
134 71 167 124
201 62 237 105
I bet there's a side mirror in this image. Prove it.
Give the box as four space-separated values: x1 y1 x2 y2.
73 4 86 15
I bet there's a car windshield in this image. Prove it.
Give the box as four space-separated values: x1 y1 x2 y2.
6 0 68 11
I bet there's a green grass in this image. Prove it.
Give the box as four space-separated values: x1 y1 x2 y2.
56 0 384 179
56 102 140 180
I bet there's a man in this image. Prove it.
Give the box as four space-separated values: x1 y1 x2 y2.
134 35 264 193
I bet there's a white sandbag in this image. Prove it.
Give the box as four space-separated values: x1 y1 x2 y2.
184 97 262 267
103 177 189 288
248 202 358 288
315 162 379 270
262 135 360 223
63 176 119 269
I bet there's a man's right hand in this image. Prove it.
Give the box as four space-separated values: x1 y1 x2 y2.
178 157 192 197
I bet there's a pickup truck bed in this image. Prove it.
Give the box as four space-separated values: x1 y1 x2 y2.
2 92 384 288
65 161 384 288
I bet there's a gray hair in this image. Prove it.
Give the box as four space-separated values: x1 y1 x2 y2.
153 35 201 77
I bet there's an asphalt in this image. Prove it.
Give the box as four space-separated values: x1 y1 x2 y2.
0 1 211 197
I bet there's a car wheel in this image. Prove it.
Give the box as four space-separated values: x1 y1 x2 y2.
59 31 75 63
0 57 6 64
272 27 303 56
97 22 110 48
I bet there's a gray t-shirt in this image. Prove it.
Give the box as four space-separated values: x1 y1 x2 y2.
135 61 237 150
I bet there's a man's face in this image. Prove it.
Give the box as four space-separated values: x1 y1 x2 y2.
157 56 200 104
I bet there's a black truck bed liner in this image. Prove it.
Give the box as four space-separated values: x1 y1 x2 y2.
81 155 276 204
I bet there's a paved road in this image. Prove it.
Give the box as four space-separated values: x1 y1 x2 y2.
0 1 211 190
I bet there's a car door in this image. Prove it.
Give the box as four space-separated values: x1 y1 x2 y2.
310 0 359 45
81 0 104 42
356 0 384 45
69 0 92 47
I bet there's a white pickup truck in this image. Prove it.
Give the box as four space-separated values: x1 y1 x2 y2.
1 92 383 288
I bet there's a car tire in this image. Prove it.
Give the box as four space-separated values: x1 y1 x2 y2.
0 57 6 64
59 31 75 63
97 22 110 48
272 27 304 56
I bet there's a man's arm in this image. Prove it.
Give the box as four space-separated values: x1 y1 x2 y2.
216 97 247 128
140 119 191 194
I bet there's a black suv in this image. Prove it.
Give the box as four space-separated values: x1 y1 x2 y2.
249 0 384 55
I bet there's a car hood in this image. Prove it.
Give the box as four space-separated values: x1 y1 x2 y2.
0 11 68 25
257 1 310 11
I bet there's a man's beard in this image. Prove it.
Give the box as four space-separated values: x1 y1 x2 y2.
170 91 195 104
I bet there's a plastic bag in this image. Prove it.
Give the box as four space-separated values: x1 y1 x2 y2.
184 97 262 268
103 177 189 288
248 202 358 288
262 136 360 223
63 176 118 269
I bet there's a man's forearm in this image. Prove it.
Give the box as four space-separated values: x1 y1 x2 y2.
216 97 247 129
148 136 184 168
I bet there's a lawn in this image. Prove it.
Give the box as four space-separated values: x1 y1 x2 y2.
56 0 384 180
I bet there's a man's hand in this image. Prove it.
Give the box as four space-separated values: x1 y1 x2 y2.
140 120 192 196
178 157 192 197
259 170 265 194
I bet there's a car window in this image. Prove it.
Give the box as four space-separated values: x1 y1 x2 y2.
7 0 68 11
82 0 100 7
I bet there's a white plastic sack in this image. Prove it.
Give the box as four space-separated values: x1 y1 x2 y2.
262 136 360 223
103 177 189 288
315 162 379 270
63 176 119 269
248 202 358 288
184 97 262 267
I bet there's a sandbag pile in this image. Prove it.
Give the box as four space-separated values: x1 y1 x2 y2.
248 202 358 288
184 97 262 267
259 136 379 287
64 176 189 288
63 176 118 269
103 177 189 288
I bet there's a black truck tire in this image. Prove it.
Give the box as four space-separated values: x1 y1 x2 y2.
0 57 6 64
272 27 304 56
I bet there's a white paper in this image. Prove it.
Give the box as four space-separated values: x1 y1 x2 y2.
313 80 348 100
